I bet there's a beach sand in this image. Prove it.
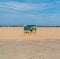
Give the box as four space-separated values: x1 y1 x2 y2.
0 27 60 40
0 39 60 59
0 27 60 59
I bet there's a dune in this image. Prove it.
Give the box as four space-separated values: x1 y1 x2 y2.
0 27 60 40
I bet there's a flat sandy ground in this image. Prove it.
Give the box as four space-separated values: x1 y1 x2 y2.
0 27 60 59
0 27 60 40
0 39 60 59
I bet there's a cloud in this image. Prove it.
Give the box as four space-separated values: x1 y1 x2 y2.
0 1 56 12
0 1 60 26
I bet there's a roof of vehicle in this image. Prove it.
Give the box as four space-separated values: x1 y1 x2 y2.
24 25 36 27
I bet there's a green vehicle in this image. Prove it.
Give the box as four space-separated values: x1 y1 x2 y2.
24 25 37 33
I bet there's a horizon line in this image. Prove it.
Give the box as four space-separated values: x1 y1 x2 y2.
0 25 60 27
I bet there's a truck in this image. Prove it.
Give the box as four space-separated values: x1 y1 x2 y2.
24 25 37 34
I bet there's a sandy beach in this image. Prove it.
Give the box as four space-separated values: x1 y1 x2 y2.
0 39 60 59
0 27 60 59
0 27 60 40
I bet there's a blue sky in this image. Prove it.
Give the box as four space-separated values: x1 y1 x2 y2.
0 0 60 26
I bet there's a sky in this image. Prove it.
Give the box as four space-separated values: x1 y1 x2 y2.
0 0 60 26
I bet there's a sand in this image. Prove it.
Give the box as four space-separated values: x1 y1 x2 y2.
0 27 60 40
0 27 60 59
0 39 60 59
